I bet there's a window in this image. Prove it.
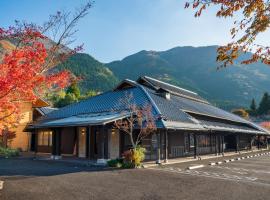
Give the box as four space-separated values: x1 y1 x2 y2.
198 135 211 148
38 131 53 146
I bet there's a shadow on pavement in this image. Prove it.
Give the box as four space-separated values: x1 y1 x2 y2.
0 158 114 178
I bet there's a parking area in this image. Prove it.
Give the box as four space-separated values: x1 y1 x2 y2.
151 152 270 187
1 153 270 200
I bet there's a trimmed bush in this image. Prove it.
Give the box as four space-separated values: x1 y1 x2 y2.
0 147 19 158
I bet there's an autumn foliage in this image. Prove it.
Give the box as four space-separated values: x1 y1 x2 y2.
0 2 93 134
0 27 71 131
185 0 270 67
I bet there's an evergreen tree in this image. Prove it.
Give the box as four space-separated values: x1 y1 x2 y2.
250 98 257 111
258 92 270 115
249 98 257 116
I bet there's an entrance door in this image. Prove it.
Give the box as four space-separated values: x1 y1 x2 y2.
184 133 194 156
78 127 87 158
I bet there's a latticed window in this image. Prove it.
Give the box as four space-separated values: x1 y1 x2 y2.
198 135 211 148
38 131 53 146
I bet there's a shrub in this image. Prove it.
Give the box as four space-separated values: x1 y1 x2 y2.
107 158 123 168
0 146 19 158
122 146 146 168
121 161 134 169
132 147 146 167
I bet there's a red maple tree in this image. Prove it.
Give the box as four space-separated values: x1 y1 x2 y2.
0 2 92 132
0 27 70 131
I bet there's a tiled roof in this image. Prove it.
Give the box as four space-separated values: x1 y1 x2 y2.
198 119 262 133
32 76 269 134
143 86 196 123
138 76 208 103
43 87 154 120
34 112 130 128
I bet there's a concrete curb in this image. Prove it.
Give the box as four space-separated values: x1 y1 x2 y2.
214 151 270 165
0 181 4 190
188 165 205 170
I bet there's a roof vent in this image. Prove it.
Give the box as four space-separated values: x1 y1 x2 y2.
157 88 170 100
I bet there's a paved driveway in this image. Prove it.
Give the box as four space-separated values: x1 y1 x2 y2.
1 155 270 200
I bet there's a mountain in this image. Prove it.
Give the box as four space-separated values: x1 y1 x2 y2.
0 39 118 93
107 46 270 110
57 53 118 93
2 38 270 110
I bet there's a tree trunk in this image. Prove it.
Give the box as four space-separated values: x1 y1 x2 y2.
2 129 8 148
129 134 136 149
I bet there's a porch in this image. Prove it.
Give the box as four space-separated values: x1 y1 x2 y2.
31 125 120 163
30 126 269 164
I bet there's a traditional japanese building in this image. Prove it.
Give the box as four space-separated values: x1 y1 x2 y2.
27 76 270 163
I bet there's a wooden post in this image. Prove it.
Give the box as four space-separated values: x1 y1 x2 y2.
217 134 221 155
156 131 161 164
236 135 239 153
97 126 105 164
164 129 168 163
86 126 90 159
54 128 61 159
160 130 163 160
257 135 260 150
210 134 213 153
52 129 56 157
194 134 197 159
100 126 105 159
215 134 218 156
34 129 38 154
249 136 253 151
222 135 224 156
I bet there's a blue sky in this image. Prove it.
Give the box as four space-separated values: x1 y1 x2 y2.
1 0 267 63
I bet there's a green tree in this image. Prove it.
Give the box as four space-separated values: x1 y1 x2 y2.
53 83 81 108
249 98 257 116
250 98 257 111
258 93 270 115
51 82 99 107
66 81 80 98
55 93 78 108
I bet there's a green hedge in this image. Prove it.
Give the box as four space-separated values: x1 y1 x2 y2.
107 158 123 168
0 147 19 158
